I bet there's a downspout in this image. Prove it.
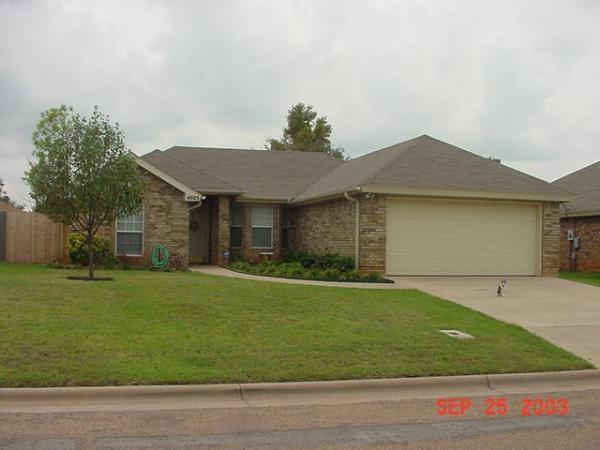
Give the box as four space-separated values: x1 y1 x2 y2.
344 191 360 270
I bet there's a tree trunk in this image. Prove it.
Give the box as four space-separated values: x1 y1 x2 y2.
86 232 95 280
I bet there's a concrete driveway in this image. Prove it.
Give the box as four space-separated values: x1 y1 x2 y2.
391 276 600 367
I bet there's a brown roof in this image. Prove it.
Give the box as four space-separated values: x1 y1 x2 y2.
553 161 600 216
142 150 242 194
293 135 570 203
143 146 343 200
139 135 570 203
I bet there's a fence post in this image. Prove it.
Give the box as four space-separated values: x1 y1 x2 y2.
0 211 6 261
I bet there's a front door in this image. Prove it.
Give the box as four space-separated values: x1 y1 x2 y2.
189 205 210 264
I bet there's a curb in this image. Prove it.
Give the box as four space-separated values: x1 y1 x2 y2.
241 374 489 406
1 370 599 412
487 368 600 392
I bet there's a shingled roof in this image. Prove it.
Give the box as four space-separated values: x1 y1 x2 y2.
139 135 571 203
292 135 571 203
142 146 342 201
553 161 600 216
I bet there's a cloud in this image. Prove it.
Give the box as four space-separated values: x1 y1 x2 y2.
1 0 599 206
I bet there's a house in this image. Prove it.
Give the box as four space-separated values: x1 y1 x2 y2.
98 135 572 276
552 161 600 272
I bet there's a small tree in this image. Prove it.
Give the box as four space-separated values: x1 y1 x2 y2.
266 102 348 160
25 105 144 279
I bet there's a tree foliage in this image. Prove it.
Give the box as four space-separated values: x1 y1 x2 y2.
266 102 348 160
25 105 144 279
0 178 24 209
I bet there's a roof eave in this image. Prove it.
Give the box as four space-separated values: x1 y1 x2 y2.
289 187 361 206
361 185 576 202
236 195 291 204
561 209 600 218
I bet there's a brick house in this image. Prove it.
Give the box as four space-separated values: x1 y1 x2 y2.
100 135 572 276
553 161 600 272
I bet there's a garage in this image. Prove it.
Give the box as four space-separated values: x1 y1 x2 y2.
386 197 540 276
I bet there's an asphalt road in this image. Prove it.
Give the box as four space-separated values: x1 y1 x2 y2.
2 388 600 449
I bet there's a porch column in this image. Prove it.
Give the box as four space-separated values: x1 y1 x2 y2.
217 196 230 266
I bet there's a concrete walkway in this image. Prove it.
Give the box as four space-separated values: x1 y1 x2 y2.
189 265 397 289
190 266 600 367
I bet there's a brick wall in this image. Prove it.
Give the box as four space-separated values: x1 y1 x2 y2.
560 215 600 272
229 202 282 263
358 194 386 273
289 194 386 273
97 169 189 269
541 202 561 276
289 197 356 258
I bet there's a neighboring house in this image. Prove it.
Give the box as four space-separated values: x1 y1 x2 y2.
552 161 600 272
98 135 572 276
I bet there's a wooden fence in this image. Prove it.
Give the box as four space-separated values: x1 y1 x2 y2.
0 201 67 264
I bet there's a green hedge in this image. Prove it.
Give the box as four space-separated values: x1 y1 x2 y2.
67 233 114 266
281 250 355 272
230 255 391 284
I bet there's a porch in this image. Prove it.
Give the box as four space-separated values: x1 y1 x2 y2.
187 196 285 266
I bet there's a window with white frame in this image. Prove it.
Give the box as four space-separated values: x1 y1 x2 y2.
230 204 242 247
251 207 273 248
116 209 144 256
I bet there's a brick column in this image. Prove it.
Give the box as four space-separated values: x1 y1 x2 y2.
272 204 282 259
358 194 386 273
541 202 560 276
241 203 252 260
217 196 230 266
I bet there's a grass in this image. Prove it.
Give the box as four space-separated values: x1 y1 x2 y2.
560 271 600 287
0 262 591 387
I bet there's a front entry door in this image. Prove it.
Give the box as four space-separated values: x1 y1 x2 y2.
189 205 210 264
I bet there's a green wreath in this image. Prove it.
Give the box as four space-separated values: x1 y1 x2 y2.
151 245 169 269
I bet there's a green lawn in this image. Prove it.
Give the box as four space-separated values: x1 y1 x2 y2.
0 263 591 387
561 271 600 287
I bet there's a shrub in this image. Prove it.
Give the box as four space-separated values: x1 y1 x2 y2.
229 256 389 283
282 250 354 272
68 233 113 266
322 268 342 281
230 261 253 273
340 270 362 282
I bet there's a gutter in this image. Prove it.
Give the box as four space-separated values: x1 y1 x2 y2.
344 191 360 270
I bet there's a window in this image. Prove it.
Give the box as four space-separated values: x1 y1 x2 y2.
230 204 242 247
282 208 290 249
251 207 273 248
116 209 143 256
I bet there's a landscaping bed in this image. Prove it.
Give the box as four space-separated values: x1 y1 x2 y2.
0 262 592 387
229 251 392 283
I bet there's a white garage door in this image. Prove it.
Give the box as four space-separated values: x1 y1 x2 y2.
386 198 540 276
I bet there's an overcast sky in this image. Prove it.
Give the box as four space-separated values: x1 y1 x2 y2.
1 0 599 206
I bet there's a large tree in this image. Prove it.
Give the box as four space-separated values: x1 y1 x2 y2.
266 102 348 160
0 178 23 209
25 105 144 279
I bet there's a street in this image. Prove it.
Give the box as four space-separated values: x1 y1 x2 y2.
2 388 599 449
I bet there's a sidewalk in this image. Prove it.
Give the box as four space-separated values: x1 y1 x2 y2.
189 265 399 289
2 370 599 413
